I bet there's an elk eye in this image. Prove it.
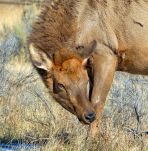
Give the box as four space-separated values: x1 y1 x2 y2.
53 80 65 94
58 83 65 91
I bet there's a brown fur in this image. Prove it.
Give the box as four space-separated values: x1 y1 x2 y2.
29 0 148 137
29 0 77 55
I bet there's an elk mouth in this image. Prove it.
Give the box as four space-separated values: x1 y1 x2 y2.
77 112 96 125
68 103 96 124
78 116 96 125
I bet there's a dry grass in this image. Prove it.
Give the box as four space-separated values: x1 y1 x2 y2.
0 3 148 151
0 4 24 31
0 3 40 32
0 69 147 151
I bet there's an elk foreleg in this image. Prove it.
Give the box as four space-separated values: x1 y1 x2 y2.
89 51 117 138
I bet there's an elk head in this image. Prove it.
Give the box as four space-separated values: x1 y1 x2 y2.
29 41 96 124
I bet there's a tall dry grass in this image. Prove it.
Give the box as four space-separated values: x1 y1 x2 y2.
0 3 41 32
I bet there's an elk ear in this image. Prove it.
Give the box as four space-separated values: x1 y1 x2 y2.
76 40 97 58
82 56 93 69
29 44 53 71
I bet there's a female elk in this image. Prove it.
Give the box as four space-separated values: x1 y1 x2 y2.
29 0 148 137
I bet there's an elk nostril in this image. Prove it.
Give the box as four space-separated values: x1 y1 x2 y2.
84 112 96 123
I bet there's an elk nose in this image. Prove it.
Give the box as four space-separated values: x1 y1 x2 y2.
84 112 96 123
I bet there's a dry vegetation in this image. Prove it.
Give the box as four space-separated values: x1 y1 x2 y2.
0 2 147 151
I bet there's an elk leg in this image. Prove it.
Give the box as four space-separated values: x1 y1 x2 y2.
89 52 117 138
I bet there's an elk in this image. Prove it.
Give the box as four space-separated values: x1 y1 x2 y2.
29 0 148 137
